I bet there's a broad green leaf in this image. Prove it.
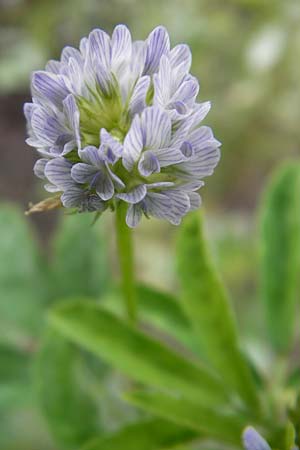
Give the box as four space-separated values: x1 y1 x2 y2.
0 343 32 410
177 212 259 412
101 284 196 353
51 214 109 300
0 343 29 383
260 162 300 352
35 330 100 448
50 300 228 405
126 390 247 447
82 419 198 450
0 203 48 336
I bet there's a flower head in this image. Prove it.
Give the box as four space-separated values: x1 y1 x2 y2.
25 25 221 227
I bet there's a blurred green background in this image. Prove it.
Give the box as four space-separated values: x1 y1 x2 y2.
0 0 300 448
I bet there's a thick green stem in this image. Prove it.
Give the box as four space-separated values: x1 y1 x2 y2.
115 202 137 324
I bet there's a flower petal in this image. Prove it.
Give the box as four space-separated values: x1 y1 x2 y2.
170 44 192 73
126 203 143 227
95 171 114 201
88 28 111 69
111 24 132 74
45 157 73 189
143 26 170 75
153 146 186 167
71 163 98 184
31 107 65 146
32 71 69 107
33 158 48 179
243 427 271 450
141 106 171 150
116 184 147 204
187 191 201 210
129 75 151 115
138 151 160 176
100 129 123 159
123 115 144 170
61 186 85 207
178 145 221 178
79 145 104 167
63 94 81 148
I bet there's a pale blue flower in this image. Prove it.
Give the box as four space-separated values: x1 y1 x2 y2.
25 24 221 226
243 427 271 450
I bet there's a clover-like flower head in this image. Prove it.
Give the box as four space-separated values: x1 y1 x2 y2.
25 25 221 226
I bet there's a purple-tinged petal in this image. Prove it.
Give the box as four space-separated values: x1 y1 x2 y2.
170 44 192 73
44 183 61 193
105 163 125 189
170 115 194 146
153 55 171 106
61 46 83 65
178 145 221 178
83 195 106 212
44 157 73 189
63 94 81 147
116 184 147 204
31 107 65 145
243 427 271 450
138 151 160 176
144 192 173 221
24 103 34 122
61 186 85 208
180 141 194 158
188 126 221 154
94 61 115 95
123 115 144 170
187 191 201 210
111 24 132 74
129 76 151 115
126 203 143 228
172 77 199 106
88 29 111 69
45 60 62 74
95 171 114 201
153 147 186 167
33 158 47 179
71 163 98 185
141 106 171 150
79 145 104 167
79 37 88 57
131 40 147 79
143 26 170 75
180 180 204 191
146 181 174 189
165 190 190 223
31 71 69 107
190 101 211 127
100 129 123 159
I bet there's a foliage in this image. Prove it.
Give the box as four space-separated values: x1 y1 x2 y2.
1 160 300 449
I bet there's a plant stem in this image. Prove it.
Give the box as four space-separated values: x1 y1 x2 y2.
115 201 137 324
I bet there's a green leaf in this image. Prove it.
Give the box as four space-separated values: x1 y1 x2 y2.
260 162 300 352
82 419 198 450
101 284 196 352
177 212 259 413
0 343 29 383
126 390 247 447
50 300 228 406
35 330 100 448
0 343 32 410
0 203 49 336
51 214 109 300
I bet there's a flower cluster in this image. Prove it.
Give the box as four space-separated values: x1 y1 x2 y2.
24 25 221 227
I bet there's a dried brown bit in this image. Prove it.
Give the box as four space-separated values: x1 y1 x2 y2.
25 195 62 215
